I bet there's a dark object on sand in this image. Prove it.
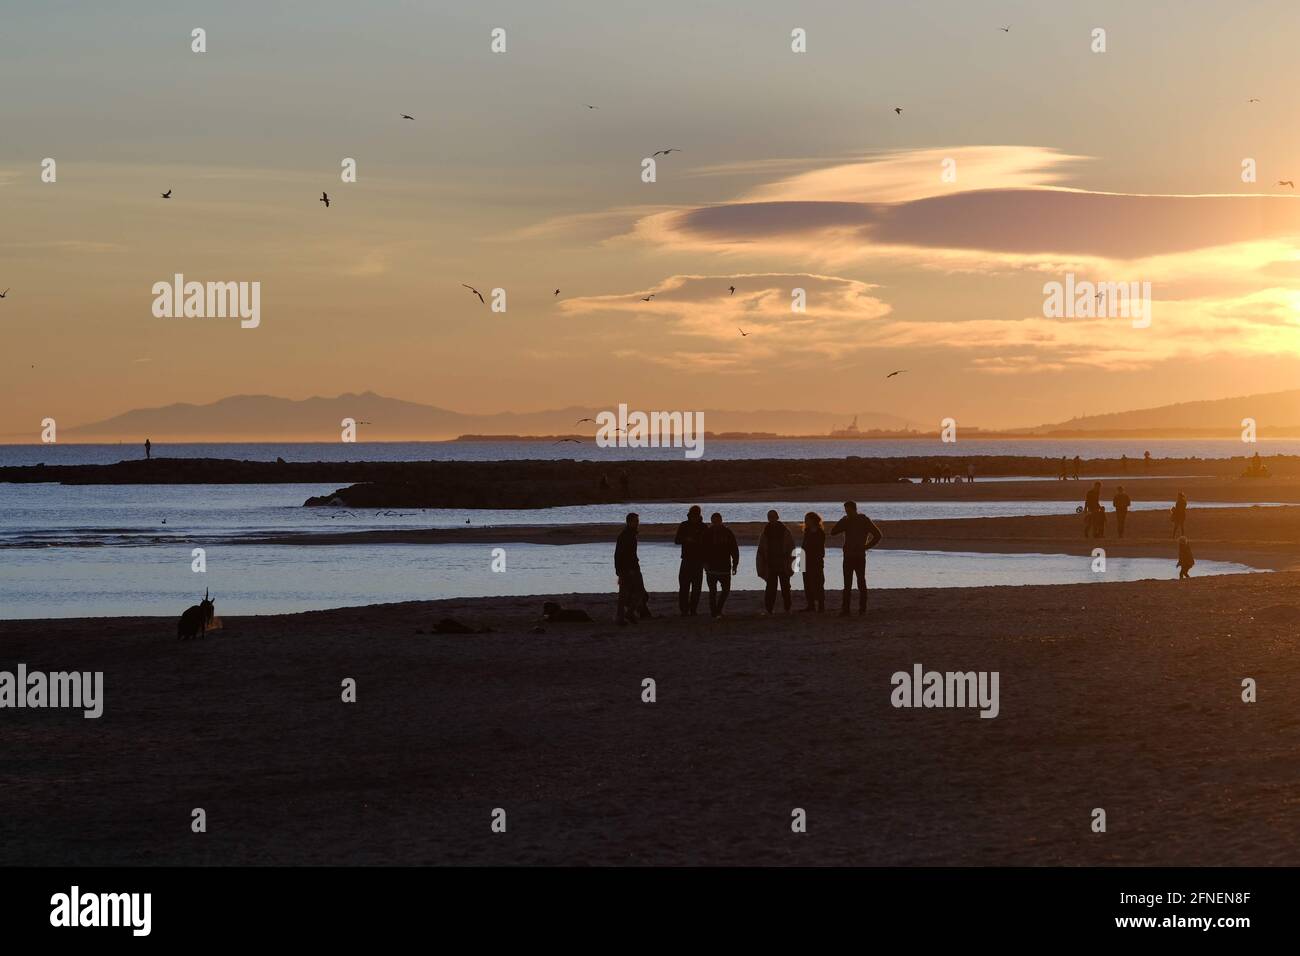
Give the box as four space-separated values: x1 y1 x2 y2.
433 617 493 634
530 625 547 634
178 589 215 640
542 601 593 622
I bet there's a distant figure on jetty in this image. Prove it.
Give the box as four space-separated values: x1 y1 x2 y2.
801 512 826 612
674 505 706 616
703 512 739 618
1112 485 1131 537
1072 455 1081 480
1058 457 1068 481
1177 536 1195 579
1243 452 1270 478
614 513 652 625
144 438 151 460
1171 492 1188 538
966 463 975 483
1121 453 1128 473
1084 480 1102 537
830 501 884 616
1143 450 1151 473
756 510 795 614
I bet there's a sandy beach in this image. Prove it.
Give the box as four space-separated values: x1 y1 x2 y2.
1 557 1295 866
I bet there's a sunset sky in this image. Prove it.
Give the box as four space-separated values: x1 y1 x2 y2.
4 0 1300 438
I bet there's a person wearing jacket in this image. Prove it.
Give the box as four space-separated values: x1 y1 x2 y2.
673 505 707 616
1112 486 1131 538
756 509 795 614
830 501 884 616
800 512 827 612
614 513 651 624
702 512 740 618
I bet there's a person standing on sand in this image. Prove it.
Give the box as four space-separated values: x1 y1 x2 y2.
1177 536 1195 579
1072 455 1081 480
614 513 652 625
145 438 151 460
1143 450 1151 473
702 512 739 618
673 505 706 616
800 512 827 612
756 510 795 614
967 463 975 483
1112 485 1131 538
1171 491 1188 538
1059 457 1068 481
1084 480 1102 538
830 501 884 616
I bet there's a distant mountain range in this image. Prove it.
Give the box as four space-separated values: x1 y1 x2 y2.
1021 389 1300 437
56 392 915 441
35 388 1300 442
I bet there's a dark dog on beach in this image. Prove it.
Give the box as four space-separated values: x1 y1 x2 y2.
542 601 593 623
178 589 215 640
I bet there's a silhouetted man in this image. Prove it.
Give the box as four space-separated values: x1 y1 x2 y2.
614 513 651 624
830 501 883 616
674 505 706 616
756 509 795 613
1112 485 1131 538
145 438 151 460
1084 480 1102 537
702 512 739 618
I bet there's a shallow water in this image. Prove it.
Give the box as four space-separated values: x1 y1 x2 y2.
0 542 1262 619
0 483 1282 548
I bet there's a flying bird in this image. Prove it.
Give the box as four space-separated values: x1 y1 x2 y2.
401 114 414 120
728 285 736 295
885 369 907 378
999 26 1011 32
738 328 750 337
1278 180 1295 188
554 289 561 297
575 417 596 424
462 284 485 304
0 289 8 298
161 189 172 199
641 294 655 301
320 192 330 208
1249 98 1261 103
893 107 903 115
652 148 682 156
583 104 599 110
554 438 583 444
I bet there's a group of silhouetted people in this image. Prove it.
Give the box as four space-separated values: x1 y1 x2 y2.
1080 481 1196 578
614 501 883 624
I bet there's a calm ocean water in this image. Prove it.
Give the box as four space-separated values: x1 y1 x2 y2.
0 543 1262 620
1 437 1295 466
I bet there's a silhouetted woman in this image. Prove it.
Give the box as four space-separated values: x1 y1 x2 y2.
1171 492 1188 538
1177 536 1195 579
800 512 826 612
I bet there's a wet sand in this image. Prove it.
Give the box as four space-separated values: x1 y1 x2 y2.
1 567 1296 866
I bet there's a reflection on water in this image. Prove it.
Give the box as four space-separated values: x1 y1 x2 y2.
0 542 1263 619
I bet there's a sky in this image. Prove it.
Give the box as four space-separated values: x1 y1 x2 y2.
3 0 1300 437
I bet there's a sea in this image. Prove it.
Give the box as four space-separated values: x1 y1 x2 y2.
0 439 1280 618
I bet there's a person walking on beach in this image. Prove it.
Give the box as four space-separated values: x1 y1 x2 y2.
1112 485 1131 538
966 463 976 483
800 512 827 612
830 501 884 616
1171 491 1188 538
702 512 739 618
145 438 151 460
614 513 651 624
1072 455 1081 480
1177 536 1195 579
756 510 795 614
1084 480 1102 537
674 505 706 616
1059 457 1068 481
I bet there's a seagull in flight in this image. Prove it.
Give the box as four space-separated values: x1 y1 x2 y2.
462 284 485 304
583 104 599 110
885 369 907 378
893 107 903 115
320 192 330 208
554 289 561 297
575 417 596 424
728 285 736 295
999 26 1011 32
1279 180 1295 188
652 147 682 156
641 294 655 301
1249 98 1261 103
554 438 583 444
0 289 9 298
401 114 414 120
738 328 750 337
161 189 172 199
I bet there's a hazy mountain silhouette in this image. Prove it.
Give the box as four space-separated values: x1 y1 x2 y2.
1024 389 1300 435
60 392 915 441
